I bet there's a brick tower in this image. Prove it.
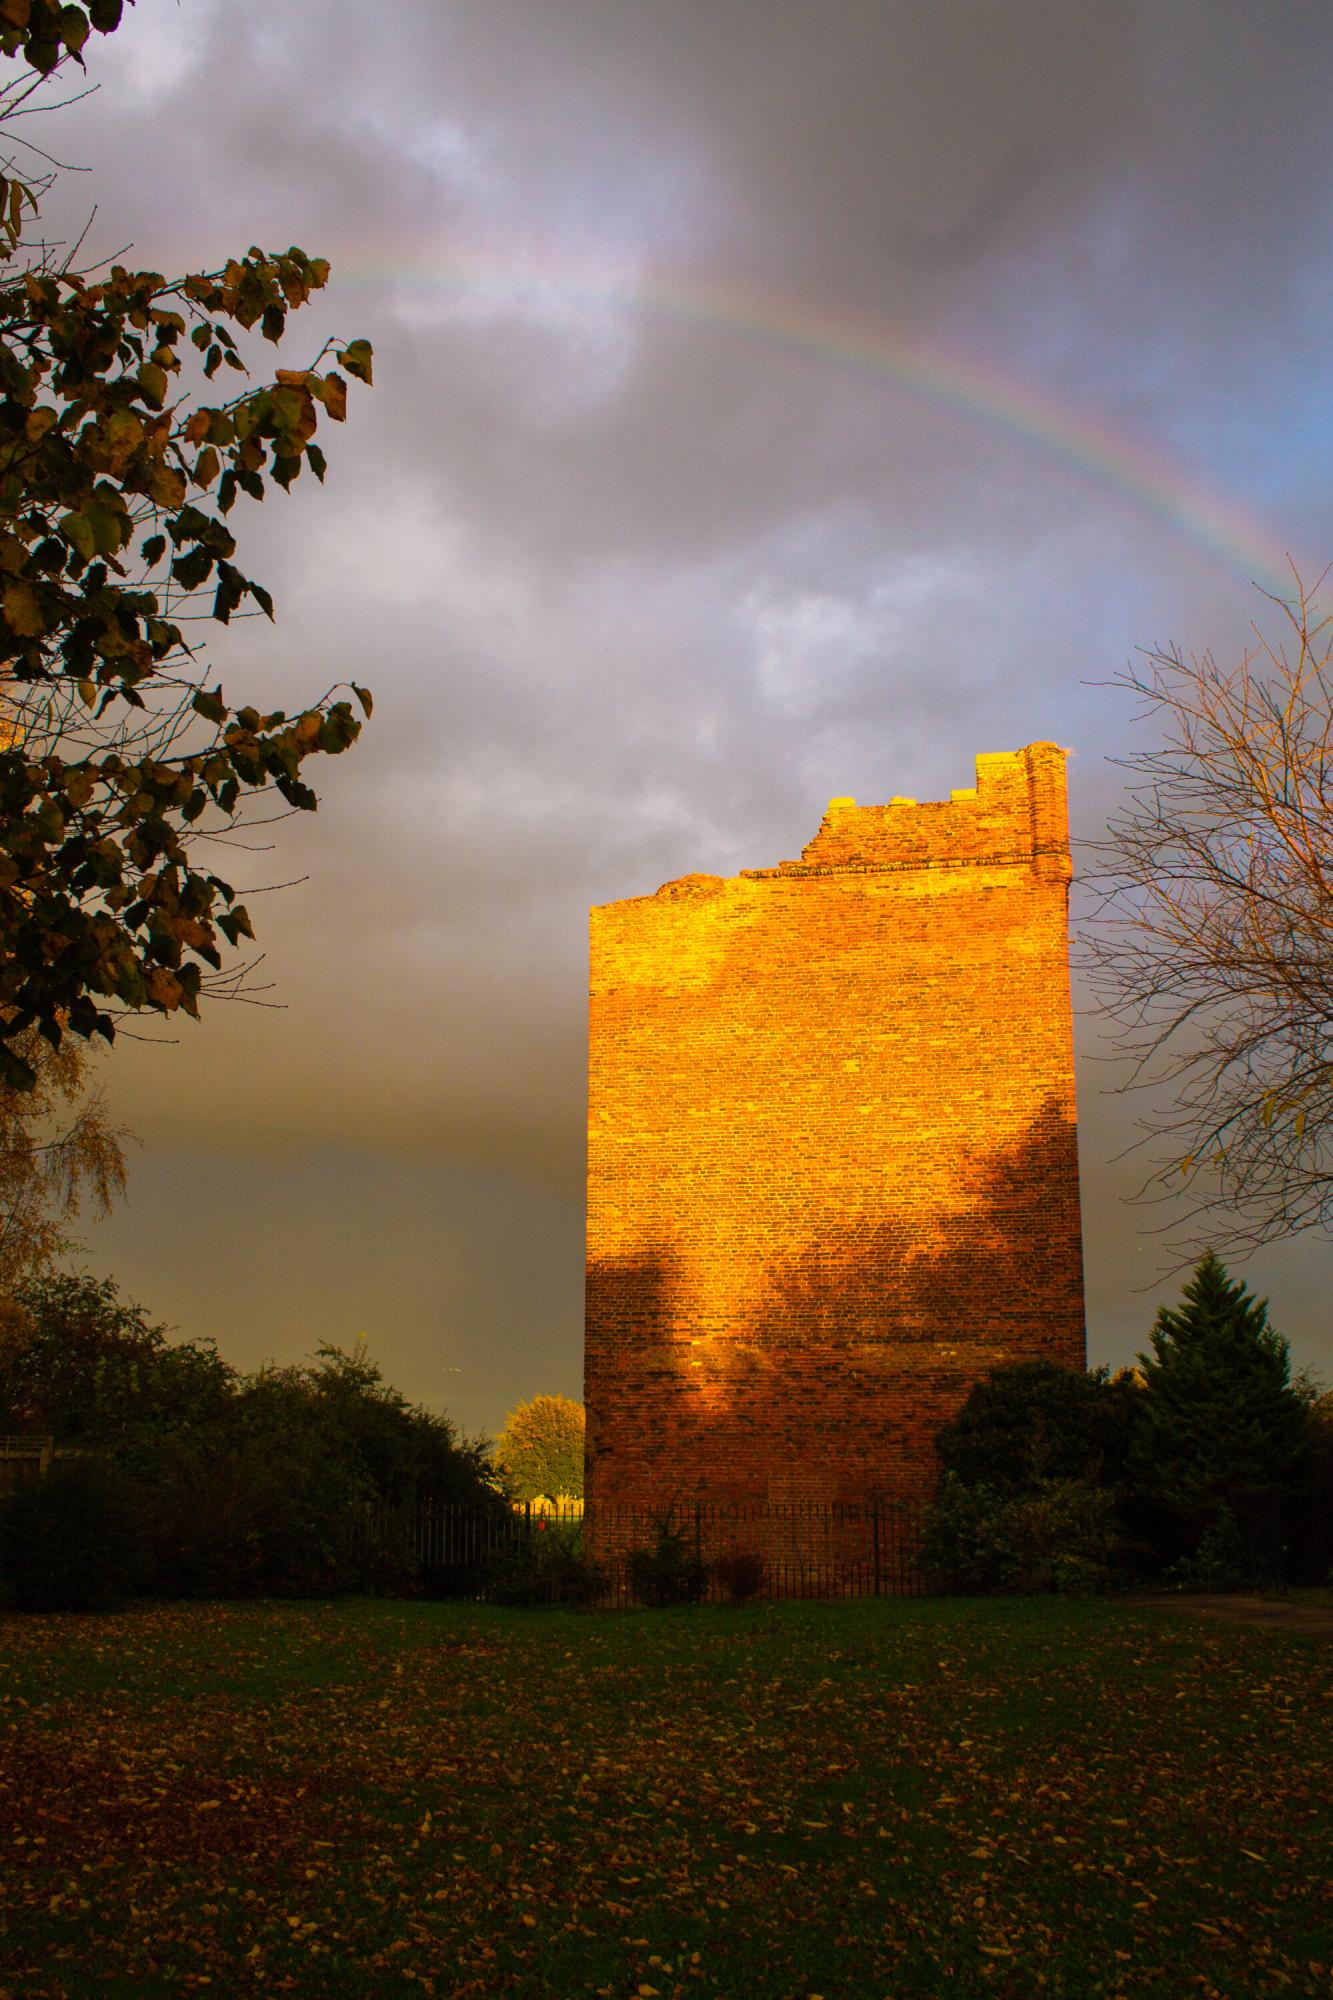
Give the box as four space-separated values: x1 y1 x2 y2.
584 743 1085 1508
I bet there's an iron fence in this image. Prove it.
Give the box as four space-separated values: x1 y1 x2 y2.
0 1436 51 1500
347 1497 926 1606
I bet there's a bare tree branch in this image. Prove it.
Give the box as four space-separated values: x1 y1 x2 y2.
1082 567 1333 1258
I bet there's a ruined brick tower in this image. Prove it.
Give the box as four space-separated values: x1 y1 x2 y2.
584 743 1085 1508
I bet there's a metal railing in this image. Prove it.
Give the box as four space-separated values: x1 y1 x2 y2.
0 1435 51 1499
347 1497 926 1606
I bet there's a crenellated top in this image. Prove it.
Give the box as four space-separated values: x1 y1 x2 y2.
744 742 1070 880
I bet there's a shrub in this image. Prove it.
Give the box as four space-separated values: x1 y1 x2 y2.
487 1518 606 1607
0 1272 233 1448
711 1551 765 1603
627 1517 707 1607
936 1361 1141 1496
1166 1504 1256 1592
923 1472 1120 1595
0 1456 146 1611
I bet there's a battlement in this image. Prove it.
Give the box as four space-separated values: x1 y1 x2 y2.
748 741 1070 878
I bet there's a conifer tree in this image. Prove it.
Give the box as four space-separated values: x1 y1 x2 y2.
1129 1251 1311 1564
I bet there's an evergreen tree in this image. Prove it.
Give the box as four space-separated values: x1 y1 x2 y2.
1129 1251 1312 1569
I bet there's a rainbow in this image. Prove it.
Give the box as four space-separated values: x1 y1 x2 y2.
356 242 1312 600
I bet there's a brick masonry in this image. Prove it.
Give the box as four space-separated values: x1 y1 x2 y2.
584 743 1085 1508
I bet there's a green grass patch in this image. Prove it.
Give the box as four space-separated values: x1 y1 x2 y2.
0 1596 1328 1997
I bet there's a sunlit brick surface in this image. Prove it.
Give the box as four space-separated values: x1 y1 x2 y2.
585 743 1084 1507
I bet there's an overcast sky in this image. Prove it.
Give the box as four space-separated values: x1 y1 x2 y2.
29 0 1333 1434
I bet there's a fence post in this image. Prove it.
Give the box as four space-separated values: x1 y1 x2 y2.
872 1500 882 1598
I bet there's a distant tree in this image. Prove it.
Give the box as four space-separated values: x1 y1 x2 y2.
1127 1251 1313 1567
494 1394 585 1502
935 1360 1141 1496
0 8 373 1091
1086 574 1333 1254
0 1012 129 1290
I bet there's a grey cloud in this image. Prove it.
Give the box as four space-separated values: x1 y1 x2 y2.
47 0 1333 1422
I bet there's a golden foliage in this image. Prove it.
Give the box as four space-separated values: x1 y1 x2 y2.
0 1010 129 1291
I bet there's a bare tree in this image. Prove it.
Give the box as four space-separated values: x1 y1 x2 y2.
1084 570 1333 1255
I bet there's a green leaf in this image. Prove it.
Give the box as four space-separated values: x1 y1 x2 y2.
135 361 168 408
87 0 120 29
171 547 214 591
191 688 227 725
211 562 245 624
140 533 166 566
58 5 89 51
337 338 374 386
59 511 95 562
275 774 318 811
352 683 373 718
2 578 43 636
217 903 255 947
85 491 128 556
307 442 327 483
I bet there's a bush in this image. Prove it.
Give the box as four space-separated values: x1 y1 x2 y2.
1165 1504 1255 1592
711 1551 765 1603
487 1518 606 1607
0 1457 145 1611
0 1272 233 1448
627 1517 707 1607
923 1472 1120 1595
937 1361 1141 1496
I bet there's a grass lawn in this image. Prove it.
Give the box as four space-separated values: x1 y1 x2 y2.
0 1595 1328 1998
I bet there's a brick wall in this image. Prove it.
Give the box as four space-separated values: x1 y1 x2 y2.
585 742 1085 1508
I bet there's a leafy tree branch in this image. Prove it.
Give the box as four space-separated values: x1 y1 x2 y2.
0 2 374 1088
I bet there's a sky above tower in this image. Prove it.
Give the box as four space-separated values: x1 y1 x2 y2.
34 0 1333 1433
